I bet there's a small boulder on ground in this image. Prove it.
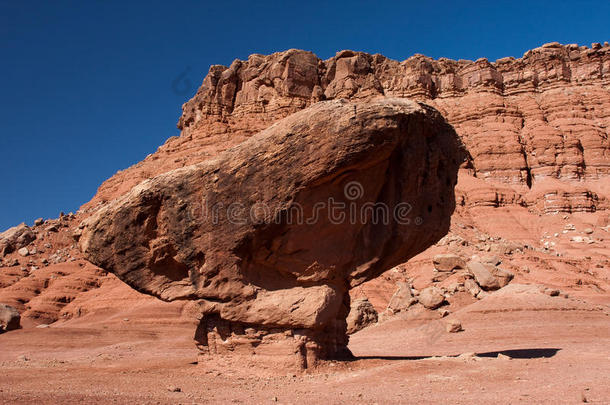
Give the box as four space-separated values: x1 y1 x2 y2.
490 267 514 288
445 319 462 333
467 261 500 290
17 247 29 257
478 255 501 266
418 286 445 309
433 254 466 272
0 304 21 332
346 297 378 334
387 282 417 313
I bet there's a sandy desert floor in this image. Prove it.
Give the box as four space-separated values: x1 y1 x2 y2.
1 284 609 404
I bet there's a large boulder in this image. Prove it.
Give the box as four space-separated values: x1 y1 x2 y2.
0 304 20 332
79 98 462 367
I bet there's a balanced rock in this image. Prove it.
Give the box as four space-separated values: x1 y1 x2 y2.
418 286 446 309
346 297 378 334
0 304 20 332
79 98 462 366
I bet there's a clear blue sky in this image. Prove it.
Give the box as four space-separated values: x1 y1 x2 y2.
1 0 609 230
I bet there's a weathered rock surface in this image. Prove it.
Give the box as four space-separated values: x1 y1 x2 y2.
491 267 515 288
346 297 378 334
79 98 462 364
0 303 20 332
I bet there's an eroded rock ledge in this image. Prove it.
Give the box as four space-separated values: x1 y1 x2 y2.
79 98 463 367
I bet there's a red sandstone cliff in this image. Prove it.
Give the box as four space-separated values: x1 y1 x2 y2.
1 42 609 328
88 42 610 216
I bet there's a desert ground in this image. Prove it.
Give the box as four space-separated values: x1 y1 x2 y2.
1 281 609 404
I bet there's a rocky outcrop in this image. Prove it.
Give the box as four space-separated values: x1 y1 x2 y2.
79 98 462 365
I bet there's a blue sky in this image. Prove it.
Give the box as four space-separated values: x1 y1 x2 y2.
1 0 609 230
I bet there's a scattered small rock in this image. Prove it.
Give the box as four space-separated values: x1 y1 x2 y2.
419 286 445 309
168 386 182 392
17 247 29 257
581 391 588 403
464 279 481 297
544 288 560 297
445 319 462 333
432 254 465 272
386 282 417 313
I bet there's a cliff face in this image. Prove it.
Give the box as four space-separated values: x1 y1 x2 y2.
89 42 610 215
2 43 609 336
